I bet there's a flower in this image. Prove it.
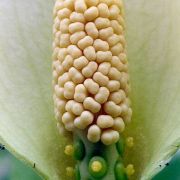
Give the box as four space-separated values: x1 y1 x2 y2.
0 0 180 179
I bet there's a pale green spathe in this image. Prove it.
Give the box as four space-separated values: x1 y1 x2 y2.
124 0 180 179
0 0 180 180
0 0 73 179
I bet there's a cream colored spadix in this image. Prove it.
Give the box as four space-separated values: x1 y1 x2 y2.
53 0 132 145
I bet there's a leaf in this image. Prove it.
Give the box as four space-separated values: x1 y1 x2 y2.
0 0 74 179
0 150 41 180
0 0 180 180
153 150 180 180
124 0 180 179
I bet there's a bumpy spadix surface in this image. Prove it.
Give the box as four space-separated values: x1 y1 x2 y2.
53 0 132 145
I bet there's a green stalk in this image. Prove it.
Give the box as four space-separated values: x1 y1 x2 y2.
73 130 127 179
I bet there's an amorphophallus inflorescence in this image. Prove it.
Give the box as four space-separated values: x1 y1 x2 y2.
0 0 180 180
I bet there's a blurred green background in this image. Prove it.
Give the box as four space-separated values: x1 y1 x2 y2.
0 146 180 180
0 147 40 180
